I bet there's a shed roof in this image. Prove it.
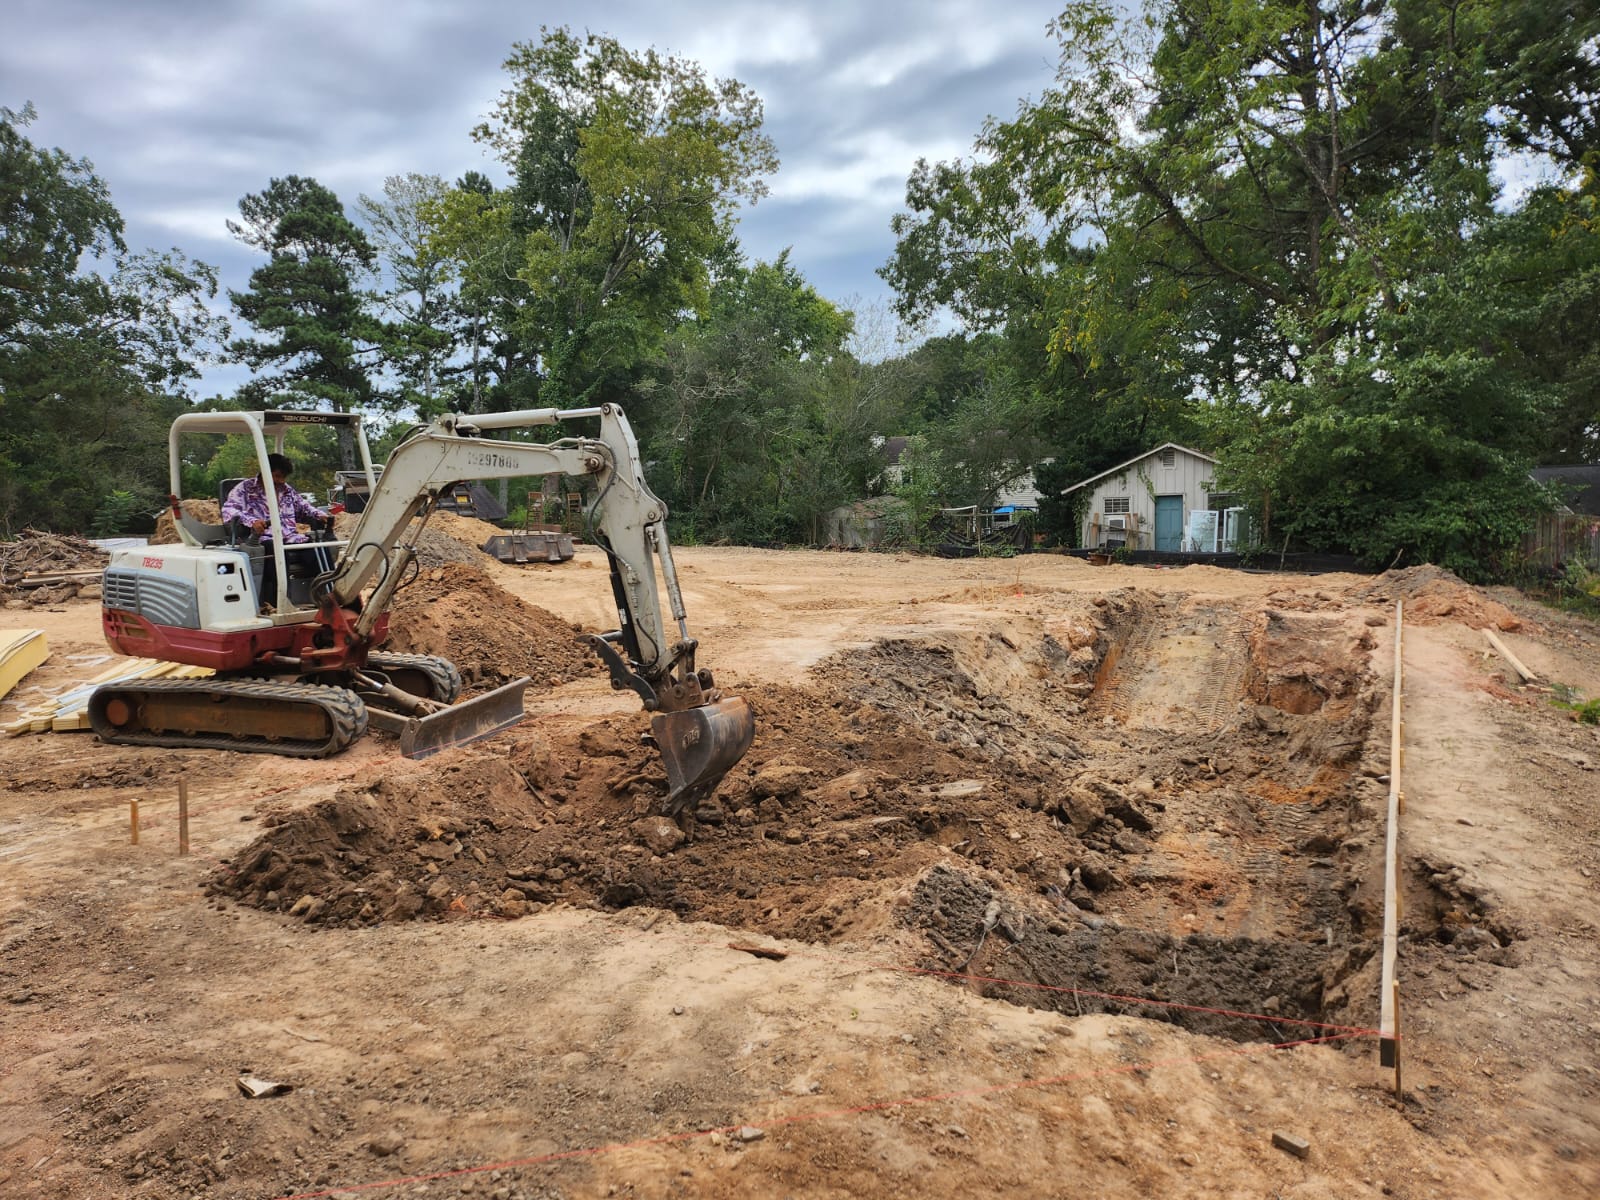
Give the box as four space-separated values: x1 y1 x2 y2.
1059 443 1218 496
1531 464 1600 516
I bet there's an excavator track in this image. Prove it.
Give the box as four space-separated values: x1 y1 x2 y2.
365 652 463 705
88 677 368 758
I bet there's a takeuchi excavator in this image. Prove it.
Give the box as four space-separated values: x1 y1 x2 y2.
89 405 755 813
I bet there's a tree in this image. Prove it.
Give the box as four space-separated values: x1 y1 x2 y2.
883 1 1600 571
641 251 857 542
1 104 224 532
228 176 383 431
357 173 459 416
435 27 779 406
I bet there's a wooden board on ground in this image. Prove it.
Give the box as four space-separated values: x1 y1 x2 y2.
0 628 49 701
0 656 213 736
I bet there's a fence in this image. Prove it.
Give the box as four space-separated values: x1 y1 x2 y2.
1522 512 1600 569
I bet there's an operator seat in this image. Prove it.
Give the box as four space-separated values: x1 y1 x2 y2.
218 478 328 607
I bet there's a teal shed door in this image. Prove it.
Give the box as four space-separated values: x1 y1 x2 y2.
1154 495 1183 551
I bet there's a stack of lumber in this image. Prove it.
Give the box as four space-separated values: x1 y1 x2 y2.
0 629 50 701
1 657 213 735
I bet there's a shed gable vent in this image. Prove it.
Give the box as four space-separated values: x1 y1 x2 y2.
1158 448 1176 468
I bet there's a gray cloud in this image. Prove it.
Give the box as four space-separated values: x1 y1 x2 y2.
4 0 1063 391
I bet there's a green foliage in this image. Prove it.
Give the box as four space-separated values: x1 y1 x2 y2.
1550 683 1600 725
0 104 224 532
637 251 868 543
358 174 459 416
89 487 162 537
429 28 779 408
228 176 384 428
881 0 1600 574
883 436 948 548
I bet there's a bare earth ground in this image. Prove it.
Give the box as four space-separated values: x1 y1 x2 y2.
2 539 1598 1199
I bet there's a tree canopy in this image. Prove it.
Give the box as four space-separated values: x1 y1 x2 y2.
1 104 223 533
882 0 1600 576
430 27 780 408
7 11 1599 577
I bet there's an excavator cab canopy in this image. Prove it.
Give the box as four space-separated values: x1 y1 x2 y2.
164 410 380 614
167 409 379 504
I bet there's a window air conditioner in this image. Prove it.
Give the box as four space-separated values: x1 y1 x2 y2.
1105 515 1127 530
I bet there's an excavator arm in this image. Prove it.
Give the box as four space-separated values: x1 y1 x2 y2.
327 403 753 809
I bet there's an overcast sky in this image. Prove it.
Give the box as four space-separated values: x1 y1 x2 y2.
5 0 1066 396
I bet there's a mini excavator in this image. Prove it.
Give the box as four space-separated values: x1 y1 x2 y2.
89 405 754 813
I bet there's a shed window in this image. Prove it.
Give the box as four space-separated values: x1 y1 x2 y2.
1158 448 1176 468
1104 496 1130 514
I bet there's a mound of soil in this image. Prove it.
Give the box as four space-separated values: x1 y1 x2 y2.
428 509 511 547
150 500 223 545
382 563 599 688
1352 564 1523 630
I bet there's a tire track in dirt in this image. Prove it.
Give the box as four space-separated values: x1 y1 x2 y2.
1091 603 1250 733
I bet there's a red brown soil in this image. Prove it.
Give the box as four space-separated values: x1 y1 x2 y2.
2 539 1598 1199
381 563 599 689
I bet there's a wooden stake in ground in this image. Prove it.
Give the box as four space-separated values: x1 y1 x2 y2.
1392 978 1403 1097
129 798 140 845
177 779 189 856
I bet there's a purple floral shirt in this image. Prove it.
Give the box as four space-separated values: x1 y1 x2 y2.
221 477 324 544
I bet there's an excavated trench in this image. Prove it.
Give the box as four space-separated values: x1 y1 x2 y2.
211 584 1398 1045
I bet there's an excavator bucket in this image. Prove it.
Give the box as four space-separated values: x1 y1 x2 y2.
651 697 756 815
396 677 532 759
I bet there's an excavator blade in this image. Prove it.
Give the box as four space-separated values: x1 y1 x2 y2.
651 697 756 815
397 677 531 760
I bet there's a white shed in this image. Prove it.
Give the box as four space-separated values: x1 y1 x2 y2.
1062 444 1233 552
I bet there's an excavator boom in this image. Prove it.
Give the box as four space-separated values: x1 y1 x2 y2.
95 403 754 811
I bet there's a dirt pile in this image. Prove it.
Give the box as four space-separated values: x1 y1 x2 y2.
1351 564 1523 630
428 509 509 547
150 499 223 545
212 590 1391 1042
382 562 599 688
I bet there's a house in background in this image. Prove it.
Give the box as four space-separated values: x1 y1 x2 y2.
1526 463 1600 569
1061 443 1241 552
1531 464 1600 517
871 435 1052 513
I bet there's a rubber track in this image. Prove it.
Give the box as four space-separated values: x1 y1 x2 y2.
366 652 463 705
89 677 368 758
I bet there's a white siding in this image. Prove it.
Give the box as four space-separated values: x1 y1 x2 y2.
995 460 1052 509
1080 449 1217 549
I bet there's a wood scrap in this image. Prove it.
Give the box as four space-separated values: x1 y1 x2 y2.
0 529 108 589
1484 629 1538 684
15 569 103 588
